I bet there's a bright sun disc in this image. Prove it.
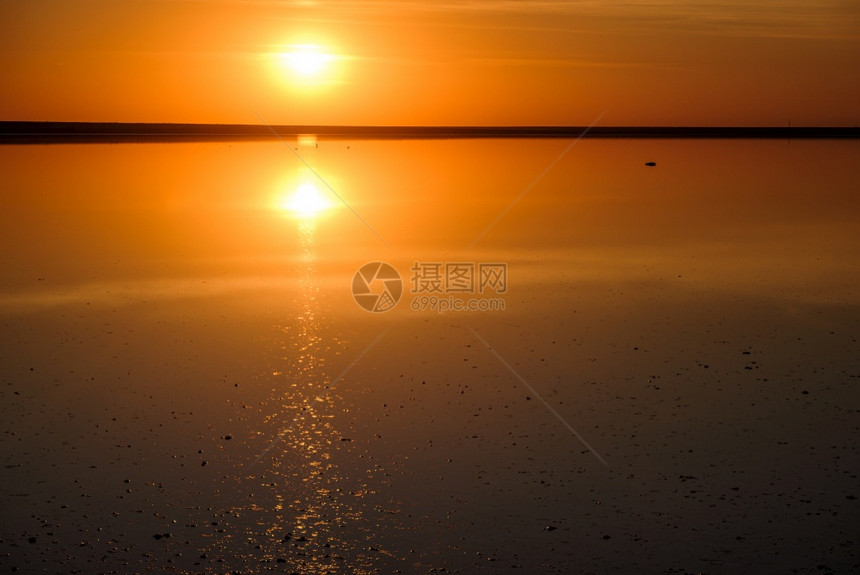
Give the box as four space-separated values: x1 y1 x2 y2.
283 183 329 218
284 44 330 77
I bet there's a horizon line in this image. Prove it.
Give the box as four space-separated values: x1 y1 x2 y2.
1 121 859 142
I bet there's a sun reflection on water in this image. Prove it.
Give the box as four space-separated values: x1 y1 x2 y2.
206 212 399 573
282 182 332 220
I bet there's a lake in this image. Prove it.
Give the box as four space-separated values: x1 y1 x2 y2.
2 137 858 573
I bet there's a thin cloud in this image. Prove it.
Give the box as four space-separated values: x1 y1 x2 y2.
198 0 860 41
462 57 671 70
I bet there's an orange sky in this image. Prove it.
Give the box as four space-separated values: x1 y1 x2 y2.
1 0 858 126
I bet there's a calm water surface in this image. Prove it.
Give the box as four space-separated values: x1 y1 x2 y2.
1 138 858 573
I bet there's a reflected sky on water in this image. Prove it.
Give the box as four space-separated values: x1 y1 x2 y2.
1 137 858 573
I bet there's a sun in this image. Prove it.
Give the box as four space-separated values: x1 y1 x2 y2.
271 41 343 90
283 44 331 77
282 182 331 218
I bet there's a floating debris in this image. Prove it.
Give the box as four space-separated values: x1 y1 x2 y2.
645 161 657 167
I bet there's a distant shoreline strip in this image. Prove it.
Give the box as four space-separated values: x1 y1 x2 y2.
1 122 858 143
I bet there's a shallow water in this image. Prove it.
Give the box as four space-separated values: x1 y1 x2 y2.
1 137 859 573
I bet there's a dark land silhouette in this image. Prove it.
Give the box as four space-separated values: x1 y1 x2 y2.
1 121 859 143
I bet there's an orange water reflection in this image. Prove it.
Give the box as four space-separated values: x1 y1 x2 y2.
2 139 858 306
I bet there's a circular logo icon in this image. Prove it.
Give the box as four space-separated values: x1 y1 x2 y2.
351 262 403 313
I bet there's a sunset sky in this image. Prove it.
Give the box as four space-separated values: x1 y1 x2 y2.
2 0 858 126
